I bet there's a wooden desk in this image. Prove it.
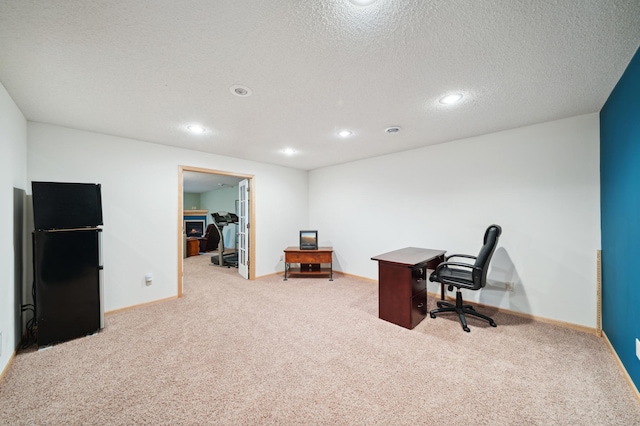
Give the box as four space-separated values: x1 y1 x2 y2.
284 246 333 281
371 247 446 329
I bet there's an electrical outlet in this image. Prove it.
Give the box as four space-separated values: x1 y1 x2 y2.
145 273 153 286
505 282 514 291
636 338 640 362
280 255 284 261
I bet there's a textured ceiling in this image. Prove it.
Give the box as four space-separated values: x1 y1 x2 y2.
183 171 241 193
1 0 639 171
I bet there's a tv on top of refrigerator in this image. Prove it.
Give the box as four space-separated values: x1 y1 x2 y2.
32 181 103 230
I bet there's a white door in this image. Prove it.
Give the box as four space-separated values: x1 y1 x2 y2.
238 179 249 279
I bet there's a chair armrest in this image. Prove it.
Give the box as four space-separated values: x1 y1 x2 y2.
436 261 475 271
431 260 474 282
432 260 481 276
446 254 477 261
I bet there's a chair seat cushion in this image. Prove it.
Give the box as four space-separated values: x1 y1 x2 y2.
431 267 476 289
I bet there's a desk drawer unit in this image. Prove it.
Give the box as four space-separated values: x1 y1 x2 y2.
372 247 446 329
378 263 427 329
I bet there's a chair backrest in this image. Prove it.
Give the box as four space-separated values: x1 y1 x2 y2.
472 224 502 288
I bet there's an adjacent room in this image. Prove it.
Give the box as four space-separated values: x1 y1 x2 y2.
1 1 639 423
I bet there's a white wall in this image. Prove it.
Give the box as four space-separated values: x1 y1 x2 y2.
20 113 600 336
309 114 601 328
0 82 27 373
28 122 308 312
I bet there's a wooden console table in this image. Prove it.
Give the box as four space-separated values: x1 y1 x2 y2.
284 246 333 281
371 247 446 329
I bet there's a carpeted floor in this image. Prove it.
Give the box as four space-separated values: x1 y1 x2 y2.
1 254 639 425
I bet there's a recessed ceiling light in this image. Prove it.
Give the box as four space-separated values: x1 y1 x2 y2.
230 85 252 97
349 0 377 5
439 93 464 104
338 130 352 138
282 148 296 156
186 124 206 133
385 126 401 134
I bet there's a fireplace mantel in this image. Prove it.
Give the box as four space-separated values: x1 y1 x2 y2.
184 210 208 217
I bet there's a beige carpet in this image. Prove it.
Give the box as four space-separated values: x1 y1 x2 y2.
1 254 639 425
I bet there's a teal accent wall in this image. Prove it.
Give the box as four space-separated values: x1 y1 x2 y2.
600 45 640 390
183 192 201 210
201 186 238 216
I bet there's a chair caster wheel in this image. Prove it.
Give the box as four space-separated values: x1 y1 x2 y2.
468 306 475 311
429 313 436 319
490 321 497 327
463 327 470 332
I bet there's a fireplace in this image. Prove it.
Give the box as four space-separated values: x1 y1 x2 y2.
184 220 205 238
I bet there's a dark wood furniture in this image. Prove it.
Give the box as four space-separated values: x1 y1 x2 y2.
186 237 200 257
284 246 333 281
371 247 446 329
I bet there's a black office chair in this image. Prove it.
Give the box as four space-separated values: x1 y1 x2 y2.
429 224 502 332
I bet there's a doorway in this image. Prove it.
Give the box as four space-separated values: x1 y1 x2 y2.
177 165 255 297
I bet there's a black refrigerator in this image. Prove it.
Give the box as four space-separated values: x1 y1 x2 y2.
32 182 104 347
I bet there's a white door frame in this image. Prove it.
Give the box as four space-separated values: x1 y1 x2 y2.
177 165 256 297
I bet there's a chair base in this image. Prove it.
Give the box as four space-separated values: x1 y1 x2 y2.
429 290 497 332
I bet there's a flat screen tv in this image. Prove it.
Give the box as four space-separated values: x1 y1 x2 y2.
299 230 318 250
32 182 103 230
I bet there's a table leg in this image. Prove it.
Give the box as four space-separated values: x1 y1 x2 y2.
329 262 333 281
284 263 288 281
